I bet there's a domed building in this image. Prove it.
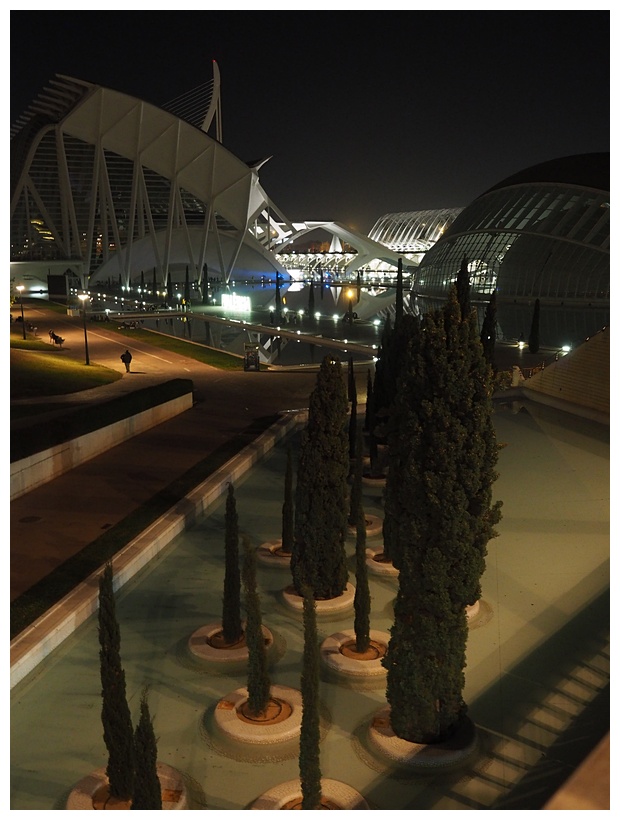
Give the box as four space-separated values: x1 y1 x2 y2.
414 154 609 346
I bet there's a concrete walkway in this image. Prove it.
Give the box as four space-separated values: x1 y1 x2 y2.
11 302 322 601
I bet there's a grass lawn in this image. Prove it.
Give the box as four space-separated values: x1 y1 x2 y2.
108 325 255 370
11 348 122 399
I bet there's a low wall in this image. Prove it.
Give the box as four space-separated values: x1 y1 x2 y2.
10 392 194 501
10 410 307 688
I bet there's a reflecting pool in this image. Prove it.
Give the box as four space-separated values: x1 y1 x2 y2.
10 402 609 810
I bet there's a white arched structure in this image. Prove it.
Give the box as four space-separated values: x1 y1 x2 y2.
11 74 294 289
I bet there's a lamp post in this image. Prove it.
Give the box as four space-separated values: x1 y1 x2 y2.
78 293 90 365
16 285 26 339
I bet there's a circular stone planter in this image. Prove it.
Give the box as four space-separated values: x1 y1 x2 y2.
361 473 387 487
250 778 369 810
213 684 302 745
466 601 480 620
188 622 273 662
367 706 478 771
257 539 292 567
365 548 398 578
66 763 188 809
281 583 355 615
321 629 389 677
348 514 383 538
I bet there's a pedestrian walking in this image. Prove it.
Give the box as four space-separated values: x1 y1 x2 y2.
120 349 132 372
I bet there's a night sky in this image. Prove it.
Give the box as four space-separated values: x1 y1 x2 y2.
11 9 610 235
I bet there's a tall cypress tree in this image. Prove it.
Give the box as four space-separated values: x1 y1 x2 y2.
363 369 373 433
281 446 294 555
353 430 371 654
528 298 541 354
292 357 349 600
480 290 497 370
348 387 358 461
308 281 315 316
348 422 363 527
98 563 134 800
275 273 282 322
222 483 243 644
395 257 404 328
242 536 271 716
456 255 471 321
372 314 392 422
299 587 322 810
382 288 502 743
131 688 161 810
347 356 355 403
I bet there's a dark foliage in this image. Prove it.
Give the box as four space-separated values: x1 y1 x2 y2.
281 446 294 555
131 688 161 810
242 536 271 716
395 257 404 328
456 256 471 321
348 388 358 461
222 483 243 644
382 288 502 742
292 357 349 599
299 586 322 810
363 369 373 433
480 290 497 369
353 430 371 653
98 563 135 800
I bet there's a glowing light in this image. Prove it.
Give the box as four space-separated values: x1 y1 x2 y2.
314 312 321 320
562 345 571 352
221 293 251 312
373 319 381 326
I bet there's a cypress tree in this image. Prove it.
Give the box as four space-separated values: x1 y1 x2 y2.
348 387 358 461
131 688 161 810
202 264 209 305
382 288 502 743
372 313 392 421
222 483 243 644
363 368 373 433
98 563 135 800
456 255 471 321
528 298 541 354
292 356 349 599
275 273 282 322
242 536 271 716
348 421 363 527
281 446 294 556
353 431 371 654
480 290 497 370
347 356 355 403
395 257 404 328
299 586 322 810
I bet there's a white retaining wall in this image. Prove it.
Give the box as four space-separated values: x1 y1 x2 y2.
10 410 306 688
10 392 194 501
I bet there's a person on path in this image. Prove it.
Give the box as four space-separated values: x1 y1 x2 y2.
120 349 132 372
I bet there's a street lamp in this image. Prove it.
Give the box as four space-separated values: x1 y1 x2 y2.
78 293 90 365
16 285 26 339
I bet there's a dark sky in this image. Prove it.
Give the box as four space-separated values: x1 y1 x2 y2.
11 10 610 235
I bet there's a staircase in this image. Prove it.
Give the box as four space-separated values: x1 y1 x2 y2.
523 328 609 419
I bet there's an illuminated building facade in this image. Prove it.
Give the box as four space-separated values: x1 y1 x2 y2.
413 154 609 305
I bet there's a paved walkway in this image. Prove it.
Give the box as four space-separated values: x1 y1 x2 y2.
10 302 322 601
